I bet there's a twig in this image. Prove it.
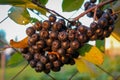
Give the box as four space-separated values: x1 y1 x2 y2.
0 39 20 53
93 7 98 21
31 0 70 22
68 70 78 80
96 65 115 79
0 16 8 24
46 74 56 80
74 0 116 21
112 10 120 15
10 63 29 80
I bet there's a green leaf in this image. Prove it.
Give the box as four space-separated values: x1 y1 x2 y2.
0 0 28 5
38 0 48 5
77 44 92 56
96 40 105 52
0 0 47 15
62 0 84 12
8 7 30 25
30 17 39 23
7 53 25 67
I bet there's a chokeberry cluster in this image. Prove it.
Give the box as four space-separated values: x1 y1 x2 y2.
20 0 118 74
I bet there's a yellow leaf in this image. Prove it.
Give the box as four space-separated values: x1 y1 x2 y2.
83 46 104 65
75 57 97 76
10 37 28 48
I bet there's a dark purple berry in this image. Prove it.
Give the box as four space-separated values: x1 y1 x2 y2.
26 27 35 36
49 14 56 22
42 20 51 30
58 31 67 41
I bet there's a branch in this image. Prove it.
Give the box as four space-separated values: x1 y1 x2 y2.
68 70 78 80
96 65 115 79
46 74 56 80
31 0 70 22
73 0 116 21
10 63 29 80
0 16 8 24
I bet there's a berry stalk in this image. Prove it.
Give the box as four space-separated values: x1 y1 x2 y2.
74 0 116 21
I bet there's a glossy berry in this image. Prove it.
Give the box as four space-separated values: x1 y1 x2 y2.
61 41 70 49
46 38 53 46
90 0 96 3
53 60 61 68
52 22 62 31
67 47 74 54
33 22 42 31
49 31 58 40
42 20 51 30
39 30 49 39
29 60 36 68
36 62 44 72
36 40 45 49
90 22 98 31
48 54 57 62
34 53 41 61
68 33 75 41
58 31 67 41
70 40 80 50
57 48 65 56
84 1 90 10
26 27 35 36
52 40 60 49
49 14 56 22
98 17 108 28
77 25 87 34
45 62 53 70
40 56 48 64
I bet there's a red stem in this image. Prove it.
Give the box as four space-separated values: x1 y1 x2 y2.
73 0 115 21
